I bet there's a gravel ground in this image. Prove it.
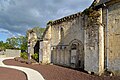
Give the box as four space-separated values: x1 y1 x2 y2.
0 67 27 80
3 59 120 80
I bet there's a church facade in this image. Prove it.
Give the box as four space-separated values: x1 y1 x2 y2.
38 0 120 75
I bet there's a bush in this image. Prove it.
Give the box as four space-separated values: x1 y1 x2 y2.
14 57 37 64
20 52 28 59
31 53 39 62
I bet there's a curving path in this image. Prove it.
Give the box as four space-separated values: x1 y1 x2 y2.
0 57 45 80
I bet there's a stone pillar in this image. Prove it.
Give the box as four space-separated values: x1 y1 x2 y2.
27 42 32 60
98 8 104 76
39 48 43 63
54 48 57 64
47 43 51 63
60 49 62 65
84 9 104 75
39 41 43 63
60 46 65 65
28 46 31 60
64 47 70 66
41 41 50 64
30 42 34 55
63 47 65 65
64 48 67 65
56 47 60 64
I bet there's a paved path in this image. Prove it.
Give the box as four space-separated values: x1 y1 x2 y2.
0 57 45 80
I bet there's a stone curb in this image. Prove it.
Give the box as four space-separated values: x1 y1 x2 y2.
0 57 45 80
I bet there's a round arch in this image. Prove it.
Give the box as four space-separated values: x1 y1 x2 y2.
69 39 84 70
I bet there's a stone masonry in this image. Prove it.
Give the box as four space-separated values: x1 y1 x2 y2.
37 0 120 76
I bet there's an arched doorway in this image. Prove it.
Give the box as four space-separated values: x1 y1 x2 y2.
69 39 84 70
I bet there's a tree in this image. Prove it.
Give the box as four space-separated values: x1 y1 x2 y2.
0 41 13 50
6 37 19 49
32 26 45 38
0 41 5 51
6 36 27 50
4 42 11 49
18 36 27 50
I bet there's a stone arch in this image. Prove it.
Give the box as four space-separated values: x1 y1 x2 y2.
69 39 84 70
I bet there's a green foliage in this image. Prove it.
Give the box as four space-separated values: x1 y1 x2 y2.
18 36 27 50
83 0 98 16
5 36 27 50
0 41 5 51
31 53 39 62
83 8 91 15
90 0 98 8
32 26 45 38
6 37 19 49
20 52 28 59
0 41 13 50
82 0 101 27
47 20 53 25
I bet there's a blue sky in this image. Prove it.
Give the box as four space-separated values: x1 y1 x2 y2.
0 0 93 42
0 33 8 42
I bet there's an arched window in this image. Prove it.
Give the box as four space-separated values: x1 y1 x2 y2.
60 27 64 44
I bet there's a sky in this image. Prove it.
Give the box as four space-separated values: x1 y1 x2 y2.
0 0 93 42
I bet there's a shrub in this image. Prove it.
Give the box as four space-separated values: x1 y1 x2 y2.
31 53 39 62
20 52 28 59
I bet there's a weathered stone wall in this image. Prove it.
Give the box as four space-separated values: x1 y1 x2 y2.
40 26 52 64
64 47 70 66
84 22 99 74
51 16 84 45
52 46 70 66
27 30 37 55
64 18 84 45
50 7 104 74
50 15 85 69
40 0 120 76
103 1 120 75
51 25 61 45
39 40 51 64
5 49 21 57
0 51 5 55
44 26 51 40
84 7 104 75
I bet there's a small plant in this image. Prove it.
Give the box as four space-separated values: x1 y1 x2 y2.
31 53 39 62
20 52 28 59
47 20 53 25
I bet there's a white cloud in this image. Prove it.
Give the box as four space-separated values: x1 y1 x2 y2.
17 33 24 36
0 0 15 11
0 28 15 37
30 9 41 18
0 0 94 38
56 8 76 19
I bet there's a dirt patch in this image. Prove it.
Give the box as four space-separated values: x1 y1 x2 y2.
0 67 27 80
3 59 120 80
